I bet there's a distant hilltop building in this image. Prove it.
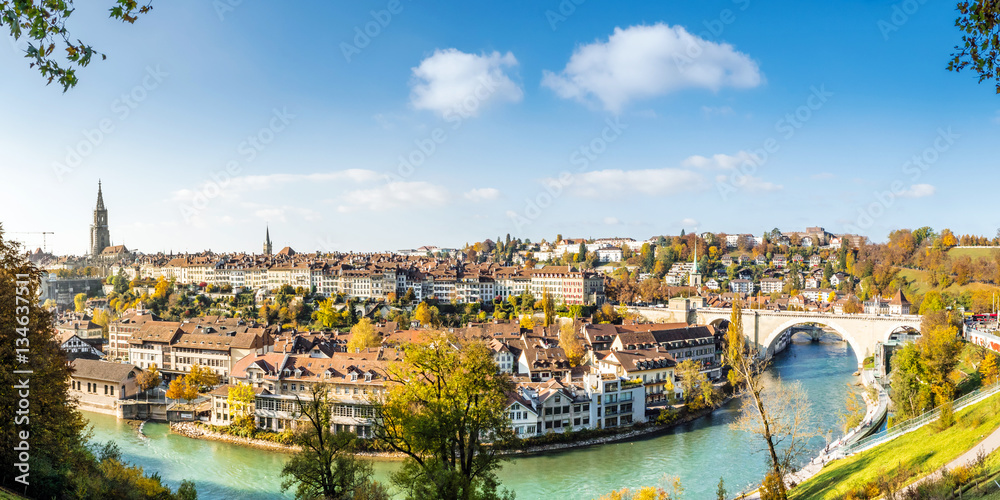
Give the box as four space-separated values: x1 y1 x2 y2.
90 181 111 256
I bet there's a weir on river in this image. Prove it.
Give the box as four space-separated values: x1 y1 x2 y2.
83 333 857 500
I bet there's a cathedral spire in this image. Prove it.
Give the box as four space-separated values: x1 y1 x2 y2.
90 181 110 256
263 225 273 255
96 180 106 211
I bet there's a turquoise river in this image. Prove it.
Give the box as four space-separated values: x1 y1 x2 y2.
83 333 857 500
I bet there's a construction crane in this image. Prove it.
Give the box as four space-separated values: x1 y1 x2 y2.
9 232 55 253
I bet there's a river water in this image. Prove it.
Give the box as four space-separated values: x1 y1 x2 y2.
84 333 856 500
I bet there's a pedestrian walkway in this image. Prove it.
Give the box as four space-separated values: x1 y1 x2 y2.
900 423 1000 495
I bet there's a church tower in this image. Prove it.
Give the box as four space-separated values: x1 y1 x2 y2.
263 225 272 255
688 239 702 287
90 181 111 256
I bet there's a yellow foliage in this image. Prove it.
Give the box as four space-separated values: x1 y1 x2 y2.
348 317 381 352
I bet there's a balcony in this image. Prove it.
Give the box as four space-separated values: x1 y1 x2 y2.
621 378 643 390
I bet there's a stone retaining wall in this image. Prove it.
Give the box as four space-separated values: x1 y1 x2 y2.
170 396 734 459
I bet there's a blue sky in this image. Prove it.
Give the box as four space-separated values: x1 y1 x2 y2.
1 0 997 255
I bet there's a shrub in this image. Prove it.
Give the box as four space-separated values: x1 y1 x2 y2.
937 400 956 431
656 408 679 426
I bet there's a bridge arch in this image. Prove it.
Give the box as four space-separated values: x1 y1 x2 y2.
882 323 920 342
761 317 866 367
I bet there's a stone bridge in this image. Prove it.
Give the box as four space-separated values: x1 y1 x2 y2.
629 306 922 368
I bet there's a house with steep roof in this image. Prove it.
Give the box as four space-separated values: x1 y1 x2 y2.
598 349 676 405
60 332 103 361
68 359 141 416
610 324 720 378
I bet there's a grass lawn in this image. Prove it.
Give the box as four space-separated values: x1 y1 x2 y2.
949 247 1000 260
789 392 1000 499
0 488 28 500
898 267 998 299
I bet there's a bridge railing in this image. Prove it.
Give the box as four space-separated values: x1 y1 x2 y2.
841 381 1000 456
691 307 921 322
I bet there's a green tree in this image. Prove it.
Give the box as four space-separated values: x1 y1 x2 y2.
676 359 709 408
918 324 962 398
373 333 515 500
348 317 382 352
177 480 199 500
889 343 933 420
281 383 387 500
113 269 130 296
0 1 152 91
541 290 555 327
0 227 88 495
717 477 727 500
948 1 1000 92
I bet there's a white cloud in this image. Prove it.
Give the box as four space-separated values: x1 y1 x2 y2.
542 23 762 112
558 168 706 198
682 151 759 170
604 217 621 225
680 217 699 228
899 183 935 198
337 181 450 212
410 49 523 118
463 187 501 202
811 172 835 180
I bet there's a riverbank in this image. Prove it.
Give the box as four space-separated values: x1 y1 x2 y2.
84 339 857 500
789 392 1000 499
169 393 738 460
738 368 874 499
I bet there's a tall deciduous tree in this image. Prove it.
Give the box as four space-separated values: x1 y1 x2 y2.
281 383 388 500
373 333 515 500
889 343 932 420
348 317 381 352
541 290 555 327
227 382 257 436
136 364 162 401
725 301 813 499
559 321 584 367
166 376 199 404
918 324 962 400
187 364 220 391
676 359 711 408
1 227 88 495
981 351 1000 386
